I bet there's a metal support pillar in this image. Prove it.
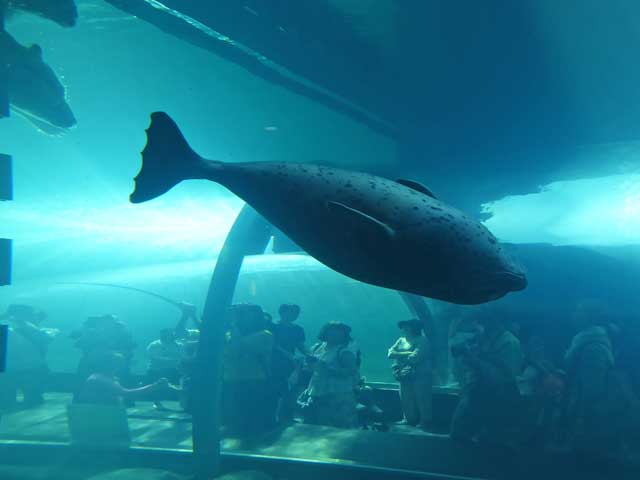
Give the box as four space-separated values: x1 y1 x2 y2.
192 204 272 479
0 154 11 200
0 324 6 373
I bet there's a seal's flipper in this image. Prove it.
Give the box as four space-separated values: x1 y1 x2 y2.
327 201 395 253
130 112 209 203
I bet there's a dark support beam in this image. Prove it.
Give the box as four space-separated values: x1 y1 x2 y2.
191 204 272 479
0 324 7 373
0 10 7 119
1 154 12 287
0 66 7 118
0 239 11 286
399 293 450 386
1 154 13 200
0 8 7 118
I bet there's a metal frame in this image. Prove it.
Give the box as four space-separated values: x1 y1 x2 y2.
0 154 12 287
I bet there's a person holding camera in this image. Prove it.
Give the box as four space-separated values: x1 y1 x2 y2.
449 312 523 446
388 318 433 430
299 322 360 428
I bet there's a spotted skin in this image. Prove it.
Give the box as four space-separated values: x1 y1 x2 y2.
211 161 525 304
132 112 527 305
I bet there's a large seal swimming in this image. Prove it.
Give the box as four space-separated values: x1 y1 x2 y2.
130 112 526 305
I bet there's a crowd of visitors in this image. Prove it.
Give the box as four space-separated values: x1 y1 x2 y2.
1 298 638 464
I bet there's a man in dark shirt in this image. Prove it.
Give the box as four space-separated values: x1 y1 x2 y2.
269 304 308 424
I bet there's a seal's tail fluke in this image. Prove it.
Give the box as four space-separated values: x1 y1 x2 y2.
130 112 208 204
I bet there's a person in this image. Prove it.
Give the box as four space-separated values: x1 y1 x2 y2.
0 304 59 409
355 377 388 431
560 300 629 458
177 350 197 413
223 303 275 437
299 322 360 429
170 302 201 412
174 301 201 343
388 318 433 430
615 322 640 401
448 314 482 388
517 335 565 447
146 328 183 410
614 322 640 453
505 319 522 339
146 328 183 383
269 304 308 424
76 351 168 406
449 311 523 447
71 314 136 401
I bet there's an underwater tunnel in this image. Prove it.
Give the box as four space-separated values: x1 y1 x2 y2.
2 2 640 480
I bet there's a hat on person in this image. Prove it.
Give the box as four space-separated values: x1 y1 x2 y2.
318 321 352 342
397 318 424 332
